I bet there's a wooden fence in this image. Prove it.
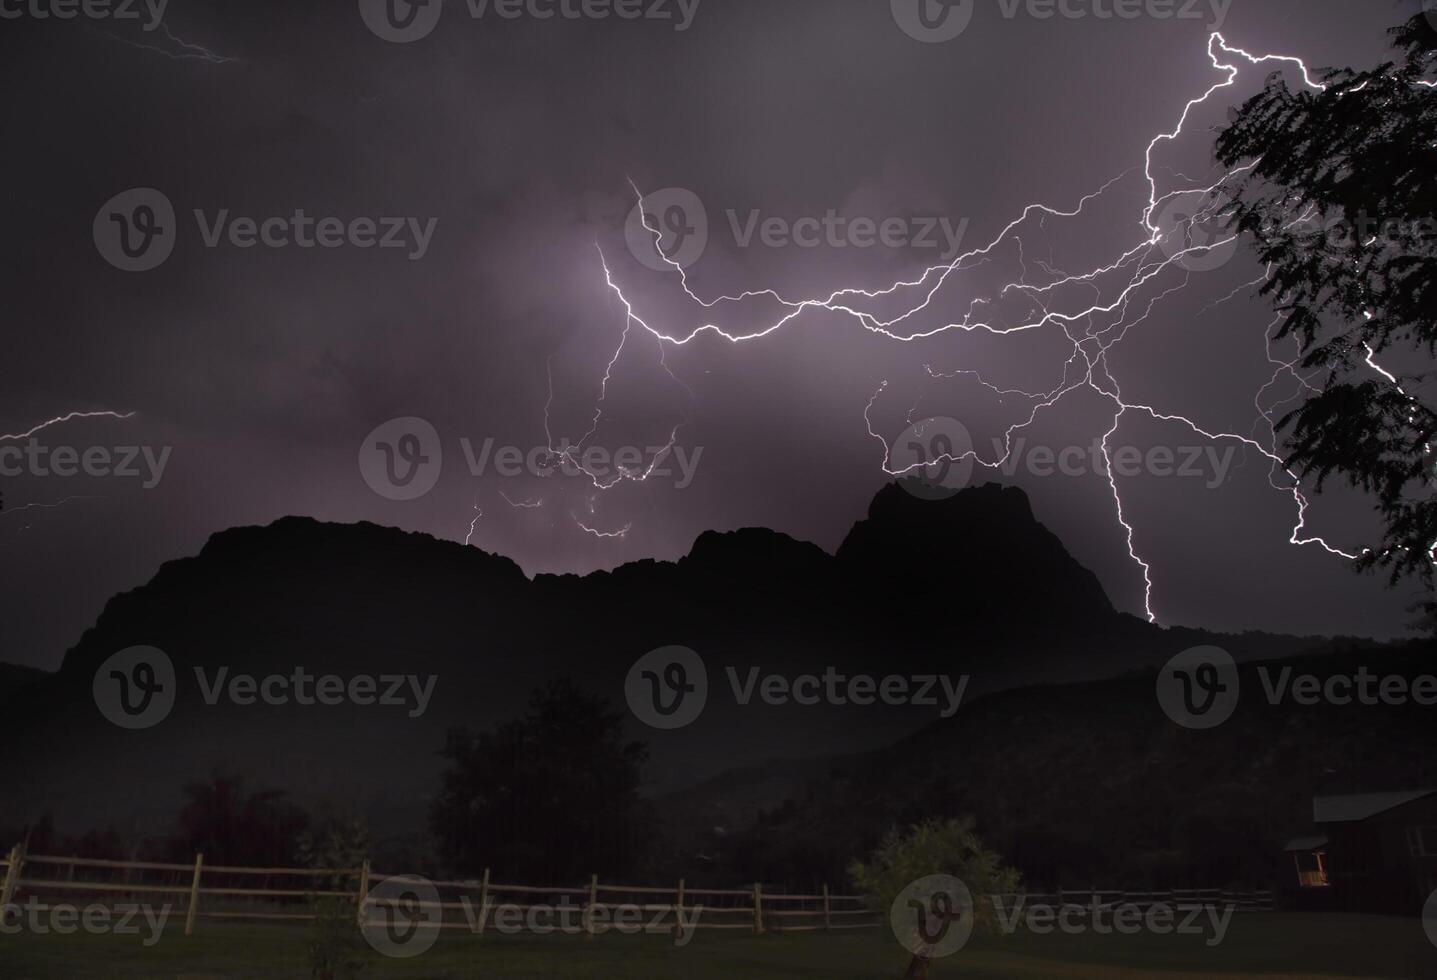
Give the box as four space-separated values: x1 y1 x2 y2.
0 843 878 937
0 843 1275 940
990 888 1277 913
0 843 368 935
359 872 879 936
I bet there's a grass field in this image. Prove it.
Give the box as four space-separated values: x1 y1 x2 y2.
0 913 1434 978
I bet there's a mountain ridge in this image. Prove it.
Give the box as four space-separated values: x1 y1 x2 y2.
1 482 1365 841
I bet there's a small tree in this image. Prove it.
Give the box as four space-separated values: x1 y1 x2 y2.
850 817 1020 980
298 817 372 980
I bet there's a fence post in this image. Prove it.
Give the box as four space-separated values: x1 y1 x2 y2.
477 868 491 938
753 883 764 935
822 883 831 931
355 860 371 927
0 843 25 915
184 853 204 937
585 873 599 940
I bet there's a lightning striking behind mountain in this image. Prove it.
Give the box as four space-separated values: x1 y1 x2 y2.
573 33 1407 624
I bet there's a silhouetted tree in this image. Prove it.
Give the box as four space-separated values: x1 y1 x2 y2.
1216 14 1437 624
169 771 310 866
8 813 55 853
3 814 151 862
428 680 652 883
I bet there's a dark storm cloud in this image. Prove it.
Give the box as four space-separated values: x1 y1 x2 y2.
0 0 1425 667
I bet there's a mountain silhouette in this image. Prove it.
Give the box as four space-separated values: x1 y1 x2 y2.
0 482 1351 840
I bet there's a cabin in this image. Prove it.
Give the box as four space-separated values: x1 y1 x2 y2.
1283 790 1437 914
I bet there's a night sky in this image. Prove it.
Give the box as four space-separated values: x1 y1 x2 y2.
1 0 1428 669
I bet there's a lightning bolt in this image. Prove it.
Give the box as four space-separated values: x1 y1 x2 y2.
0 412 134 529
0 495 106 521
500 491 544 509
465 499 484 546
94 23 242 64
570 31 1419 624
575 518 632 540
0 410 136 442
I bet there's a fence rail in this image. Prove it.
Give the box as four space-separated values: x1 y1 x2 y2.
989 888 1277 913
0 843 1276 941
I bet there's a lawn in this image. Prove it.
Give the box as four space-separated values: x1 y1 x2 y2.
0 913 1433 978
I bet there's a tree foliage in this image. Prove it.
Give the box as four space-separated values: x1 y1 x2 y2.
1215 15 1437 621
428 679 653 883
850 816 1020 938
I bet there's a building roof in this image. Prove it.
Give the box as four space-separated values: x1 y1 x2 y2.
1283 836 1329 852
1313 790 1437 824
